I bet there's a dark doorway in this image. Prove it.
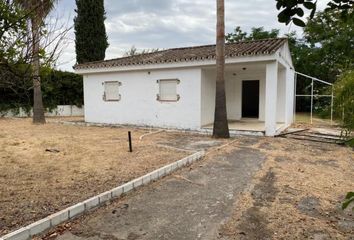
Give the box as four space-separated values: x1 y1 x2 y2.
242 80 260 118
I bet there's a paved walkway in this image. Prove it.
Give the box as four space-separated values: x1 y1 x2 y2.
55 145 265 240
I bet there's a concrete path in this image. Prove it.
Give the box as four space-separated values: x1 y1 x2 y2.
55 146 265 240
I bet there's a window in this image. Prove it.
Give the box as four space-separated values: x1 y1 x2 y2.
157 79 180 102
103 81 121 101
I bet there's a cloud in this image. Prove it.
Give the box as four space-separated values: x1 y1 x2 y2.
54 0 325 72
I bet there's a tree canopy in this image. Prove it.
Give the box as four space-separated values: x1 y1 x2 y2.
0 1 83 115
275 0 354 27
304 9 354 80
226 27 279 42
123 46 160 57
74 0 109 64
0 1 27 64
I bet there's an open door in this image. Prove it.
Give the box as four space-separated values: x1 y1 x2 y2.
242 80 260 118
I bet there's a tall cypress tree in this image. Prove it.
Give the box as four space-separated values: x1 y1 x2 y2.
74 0 109 64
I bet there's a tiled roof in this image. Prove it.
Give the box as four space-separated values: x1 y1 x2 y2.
74 38 287 70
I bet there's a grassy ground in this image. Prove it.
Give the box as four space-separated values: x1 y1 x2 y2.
220 137 354 239
0 118 193 235
295 112 334 126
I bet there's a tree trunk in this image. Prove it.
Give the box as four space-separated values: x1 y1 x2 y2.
213 0 229 138
31 18 46 124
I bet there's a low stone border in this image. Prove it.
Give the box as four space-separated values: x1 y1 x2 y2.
49 120 265 137
0 151 205 240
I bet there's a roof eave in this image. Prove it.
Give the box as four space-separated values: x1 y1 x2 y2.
74 53 278 75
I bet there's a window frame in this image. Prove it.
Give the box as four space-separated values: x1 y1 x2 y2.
102 81 122 102
156 79 180 102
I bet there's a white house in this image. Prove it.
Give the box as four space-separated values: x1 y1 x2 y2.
74 38 295 136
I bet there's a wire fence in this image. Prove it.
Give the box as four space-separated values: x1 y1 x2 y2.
294 72 334 125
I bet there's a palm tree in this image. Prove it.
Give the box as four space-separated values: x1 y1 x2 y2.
16 0 57 124
213 0 230 138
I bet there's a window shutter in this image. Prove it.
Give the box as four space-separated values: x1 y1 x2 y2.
159 80 178 101
104 81 120 101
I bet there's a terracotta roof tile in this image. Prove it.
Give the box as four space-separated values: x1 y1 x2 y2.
74 38 287 70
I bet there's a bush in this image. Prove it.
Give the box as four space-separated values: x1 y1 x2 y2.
41 68 83 109
0 66 83 112
334 70 354 146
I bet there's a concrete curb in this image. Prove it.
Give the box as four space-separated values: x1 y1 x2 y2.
50 120 264 137
1 151 205 240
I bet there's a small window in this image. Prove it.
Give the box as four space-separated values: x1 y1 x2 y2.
157 79 180 102
103 81 121 101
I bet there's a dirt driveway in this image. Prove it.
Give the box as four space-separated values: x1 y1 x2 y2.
39 135 354 240
0 118 226 235
220 137 354 239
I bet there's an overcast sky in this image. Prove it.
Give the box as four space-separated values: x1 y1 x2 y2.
53 0 327 72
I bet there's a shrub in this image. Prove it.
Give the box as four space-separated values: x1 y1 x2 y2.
334 70 354 146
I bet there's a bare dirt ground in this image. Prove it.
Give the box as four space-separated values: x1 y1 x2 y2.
41 134 353 240
2 117 353 239
0 118 214 235
220 137 354 239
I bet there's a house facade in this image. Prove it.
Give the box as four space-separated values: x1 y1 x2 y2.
74 38 295 136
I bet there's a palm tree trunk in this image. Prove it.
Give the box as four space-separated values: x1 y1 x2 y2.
31 17 45 124
213 0 229 138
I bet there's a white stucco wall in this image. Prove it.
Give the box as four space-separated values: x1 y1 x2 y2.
265 61 279 136
201 70 215 126
0 105 84 117
285 67 295 125
225 73 240 121
235 72 266 122
83 68 202 130
276 43 295 127
276 68 286 123
201 68 266 126
83 62 293 135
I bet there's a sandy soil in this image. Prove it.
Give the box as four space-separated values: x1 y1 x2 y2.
220 137 354 239
0 118 190 235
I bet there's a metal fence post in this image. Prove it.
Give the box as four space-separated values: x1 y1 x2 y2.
128 131 133 152
310 78 314 124
330 86 334 125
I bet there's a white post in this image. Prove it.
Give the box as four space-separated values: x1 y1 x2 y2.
330 86 334 125
310 78 314 124
284 68 295 125
294 72 297 123
265 61 278 136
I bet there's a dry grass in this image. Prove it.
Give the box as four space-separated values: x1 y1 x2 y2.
295 112 334 126
0 118 189 235
221 137 354 239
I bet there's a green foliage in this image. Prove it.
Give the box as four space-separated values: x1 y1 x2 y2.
334 70 354 131
288 9 353 113
0 1 27 63
41 68 84 108
226 27 279 43
74 0 109 64
275 0 353 27
124 45 160 57
345 138 354 148
0 66 83 112
304 10 354 80
225 26 247 42
342 192 354 210
336 72 354 213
